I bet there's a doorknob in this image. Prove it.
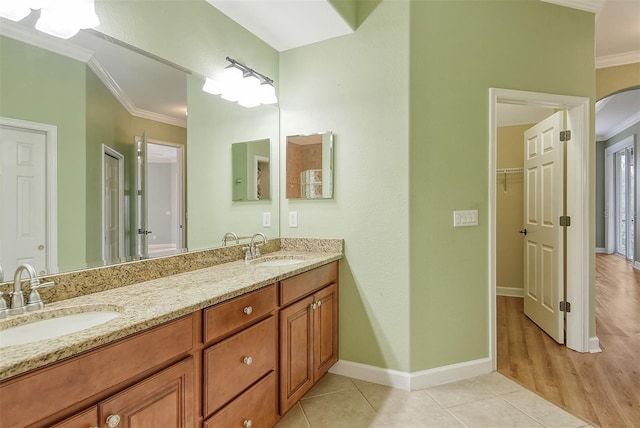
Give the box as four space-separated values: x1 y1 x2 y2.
519 229 528 236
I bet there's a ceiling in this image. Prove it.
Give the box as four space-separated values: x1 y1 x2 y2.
2 1 637 139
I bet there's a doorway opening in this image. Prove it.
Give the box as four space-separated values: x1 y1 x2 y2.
102 145 125 264
489 89 594 371
604 135 635 260
134 135 185 260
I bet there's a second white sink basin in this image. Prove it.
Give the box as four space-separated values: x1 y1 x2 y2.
0 310 121 348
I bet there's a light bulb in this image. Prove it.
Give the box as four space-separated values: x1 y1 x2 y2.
202 78 222 95
259 81 278 105
35 7 80 39
0 1 31 21
220 65 243 102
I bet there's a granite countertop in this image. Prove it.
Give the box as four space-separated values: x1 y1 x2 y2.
0 250 342 381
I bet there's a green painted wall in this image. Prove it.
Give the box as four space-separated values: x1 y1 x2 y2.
280 1 411 371
409 0 595 370
0 36 87 272
187 75 279 250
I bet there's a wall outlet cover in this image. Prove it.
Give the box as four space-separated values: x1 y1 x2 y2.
453 210 479 227
262 212 271 227
289 211 298 228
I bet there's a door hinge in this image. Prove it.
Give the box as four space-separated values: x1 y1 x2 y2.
137 190 143 196
560 216 571 227
559 301 571 312
560 130 571 142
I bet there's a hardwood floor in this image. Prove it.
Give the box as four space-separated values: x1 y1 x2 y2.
497 254 640 428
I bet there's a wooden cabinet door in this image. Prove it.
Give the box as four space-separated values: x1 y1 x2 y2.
279 295 314 414
313 283 338 380
51 406 98 428
98 358 194 428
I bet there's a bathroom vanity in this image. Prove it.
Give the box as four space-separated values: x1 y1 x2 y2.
0 249 340 428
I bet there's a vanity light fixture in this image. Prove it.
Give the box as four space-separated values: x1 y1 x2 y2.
0 0 100 39
202 57 278 108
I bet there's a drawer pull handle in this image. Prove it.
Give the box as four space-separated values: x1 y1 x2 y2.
243 306 253 315
106 414 121 427
243 420 253 428
317 300 322 307
243 356 253 365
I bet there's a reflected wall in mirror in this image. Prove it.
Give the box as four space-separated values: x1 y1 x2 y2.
232 139 271 201
286 132 334 199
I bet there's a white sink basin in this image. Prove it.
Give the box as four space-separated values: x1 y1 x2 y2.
0 310 121 348
252 259 306 267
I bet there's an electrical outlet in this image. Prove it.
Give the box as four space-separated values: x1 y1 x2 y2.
262 212 271 227
289 211 298 228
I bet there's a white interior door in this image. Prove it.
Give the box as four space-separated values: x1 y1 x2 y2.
0 125 47 274
103 145 125 264
134 132 150 259
523 111 565 344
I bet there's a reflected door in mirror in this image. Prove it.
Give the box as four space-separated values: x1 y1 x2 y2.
286 132 333 199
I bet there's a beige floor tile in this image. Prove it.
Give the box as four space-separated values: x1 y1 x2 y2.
358 382 442 423
448 397 544 427
302 373 357 399
300 389 380 428
501 389 589 428
473 372 524 396
424 378 495 408
275 403 310 428
367 409 466 428
350 377 375 389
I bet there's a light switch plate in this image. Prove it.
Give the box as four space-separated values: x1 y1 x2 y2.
289 211 298 228
262 212 271 227
453 210 478 227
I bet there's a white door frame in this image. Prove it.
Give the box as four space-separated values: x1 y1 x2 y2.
489 88 594 369
253 154 269 200
101 144 125 263
0 116 58 273
604 135 635 257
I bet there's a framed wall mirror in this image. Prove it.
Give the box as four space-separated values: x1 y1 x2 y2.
286 132 334 199
0 9 280 276
232 139 271 201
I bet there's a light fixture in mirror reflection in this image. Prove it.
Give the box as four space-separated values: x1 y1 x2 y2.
286 132 334 199
232 139 271 201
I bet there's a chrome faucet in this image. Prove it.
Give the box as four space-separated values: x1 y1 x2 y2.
0 264 6 319
242 233 268 263
7 264 54 316
222 232 239 246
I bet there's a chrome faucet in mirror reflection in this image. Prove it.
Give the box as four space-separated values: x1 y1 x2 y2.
222 232 239 246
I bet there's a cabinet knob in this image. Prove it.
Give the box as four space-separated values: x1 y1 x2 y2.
243 306 253 315
106 414 121 427
243 356 253 365
310 303 317 310
317 300 323 307
243 420 253 428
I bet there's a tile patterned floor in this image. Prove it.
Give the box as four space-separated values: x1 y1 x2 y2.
275 373 594 428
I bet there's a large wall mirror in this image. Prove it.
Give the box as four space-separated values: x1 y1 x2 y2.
0 12 279 276
286 132 334 199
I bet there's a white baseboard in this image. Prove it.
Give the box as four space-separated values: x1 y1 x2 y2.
329 358 493 391
634 261 640 271
329 360 411 390
496 287 524 298
589 336 602 353
595 247 607 254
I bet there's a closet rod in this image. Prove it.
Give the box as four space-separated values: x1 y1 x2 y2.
496 167 523 173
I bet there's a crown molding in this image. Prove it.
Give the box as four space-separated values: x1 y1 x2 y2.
87 58 186 128
2 20 186 128
0 19 93 62
596 51 640 69
598 111 640 141
540 0 605 14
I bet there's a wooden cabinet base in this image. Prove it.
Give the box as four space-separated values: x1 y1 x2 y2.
204 372 277 428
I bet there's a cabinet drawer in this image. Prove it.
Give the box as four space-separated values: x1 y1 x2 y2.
280 262 338 306
0 314 194 428
204 284 276 343
203 316 276 417
203 372 277 428
51 406 98 428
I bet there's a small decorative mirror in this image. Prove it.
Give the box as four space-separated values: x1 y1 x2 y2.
286 132 334 199
232 139 271 201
